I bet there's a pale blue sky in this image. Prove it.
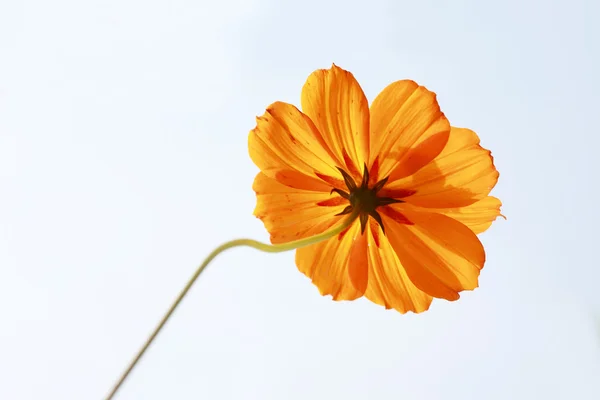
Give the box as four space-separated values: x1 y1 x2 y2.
1 0 599 399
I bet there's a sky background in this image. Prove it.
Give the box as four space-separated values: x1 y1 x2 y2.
1 0 599 399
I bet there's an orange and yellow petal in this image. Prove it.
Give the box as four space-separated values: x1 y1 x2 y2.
369 80 450 181
294 215 433 313
382 207 486 301
248 101 341 192
431 196 504 235
385 127 499 208
364 223 433 313
253 173 347 244
295 221 366 301
301 64 370 181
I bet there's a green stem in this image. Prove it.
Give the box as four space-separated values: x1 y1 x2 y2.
104 211 358 400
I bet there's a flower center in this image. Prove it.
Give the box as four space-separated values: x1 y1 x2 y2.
332 164 403 235
349 185 379 214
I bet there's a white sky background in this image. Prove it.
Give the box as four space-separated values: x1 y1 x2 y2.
1 0 599 399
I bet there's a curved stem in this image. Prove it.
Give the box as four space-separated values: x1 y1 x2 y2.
104 212 358 400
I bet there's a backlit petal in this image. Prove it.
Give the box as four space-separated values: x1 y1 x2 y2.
301 64 370 180
434 196 505 234
253 173 346 244
383 208 486 301
248 101 341 191
385 127 499 208
296 221 367 301
364 224 433 313
370 80 450 180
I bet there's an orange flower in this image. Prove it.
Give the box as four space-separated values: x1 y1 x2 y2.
248 64 502 313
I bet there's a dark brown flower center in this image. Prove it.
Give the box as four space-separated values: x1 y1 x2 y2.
332 164 403 235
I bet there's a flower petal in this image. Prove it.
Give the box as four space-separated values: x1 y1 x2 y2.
296 221 367 301
369 80 450 180
301 64 370 180
434 196 505 234
383 208 486 301
248 101 341 191
364 224 433 313
253 173 347 244
348 228 369 294
385 127 499 208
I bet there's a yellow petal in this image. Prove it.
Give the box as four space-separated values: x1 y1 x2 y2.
433 196 505 234
248 101 341 191
385 127 499 208
253 173 347 244
369 80 450 180
301 64 370 180
364 223 433 313
383 208 486 301
348 226 369 294
295 221 366 301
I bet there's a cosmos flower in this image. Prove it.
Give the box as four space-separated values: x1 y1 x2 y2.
248 64 502 313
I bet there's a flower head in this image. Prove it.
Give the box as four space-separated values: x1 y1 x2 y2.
248 64 502 313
